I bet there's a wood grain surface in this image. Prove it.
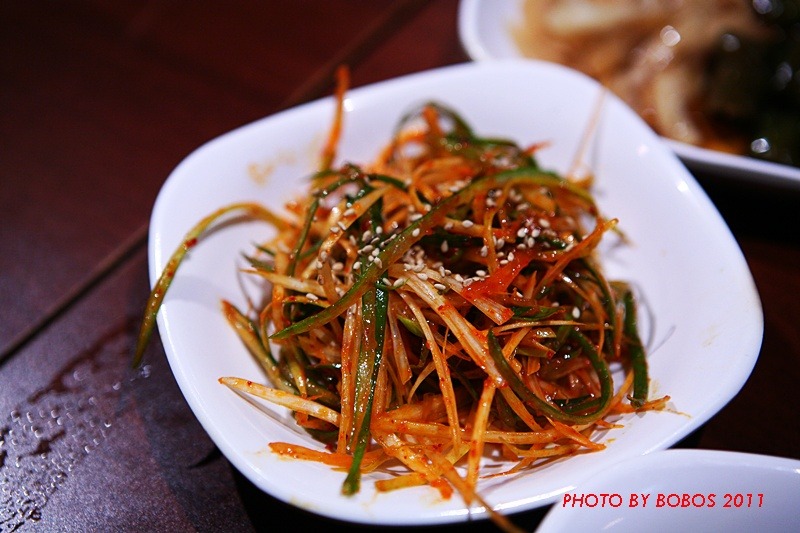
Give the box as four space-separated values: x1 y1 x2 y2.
2 1 798 531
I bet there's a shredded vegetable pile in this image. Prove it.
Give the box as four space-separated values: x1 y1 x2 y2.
135 70 667 530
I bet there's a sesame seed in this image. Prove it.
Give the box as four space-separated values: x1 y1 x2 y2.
315 260 324 269
434 283 446 290
343 208 355 217
572 307 581 319
306 293 319 301
337 220 347 230
412 228 420 237
353 261 362 270
539 218 550 228
417 273 428 280
393 277 405 287
444 222 454 230
441 240 449 253
507 252 515 261
330 225 341 234
462 220 474 228
476 269 487 277
332 262 344 271
517 228 527 238
374 258 382 267
480 245 488 257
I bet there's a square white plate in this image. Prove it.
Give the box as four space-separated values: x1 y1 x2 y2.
149 60 763 525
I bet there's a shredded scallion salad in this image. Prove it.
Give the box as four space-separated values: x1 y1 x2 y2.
136 68 668 532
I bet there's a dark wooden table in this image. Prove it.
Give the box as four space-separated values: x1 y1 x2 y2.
2 2 799 531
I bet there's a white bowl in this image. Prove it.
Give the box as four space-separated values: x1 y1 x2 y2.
457 0 800 188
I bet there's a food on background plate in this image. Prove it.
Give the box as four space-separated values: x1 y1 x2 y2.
511 0 800 166
135 69 667 531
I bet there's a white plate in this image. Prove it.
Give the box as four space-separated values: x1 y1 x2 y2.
536 449 800 532
457 0 800 189
149 60 763 526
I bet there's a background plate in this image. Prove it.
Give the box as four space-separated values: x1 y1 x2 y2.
457 0 800 189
